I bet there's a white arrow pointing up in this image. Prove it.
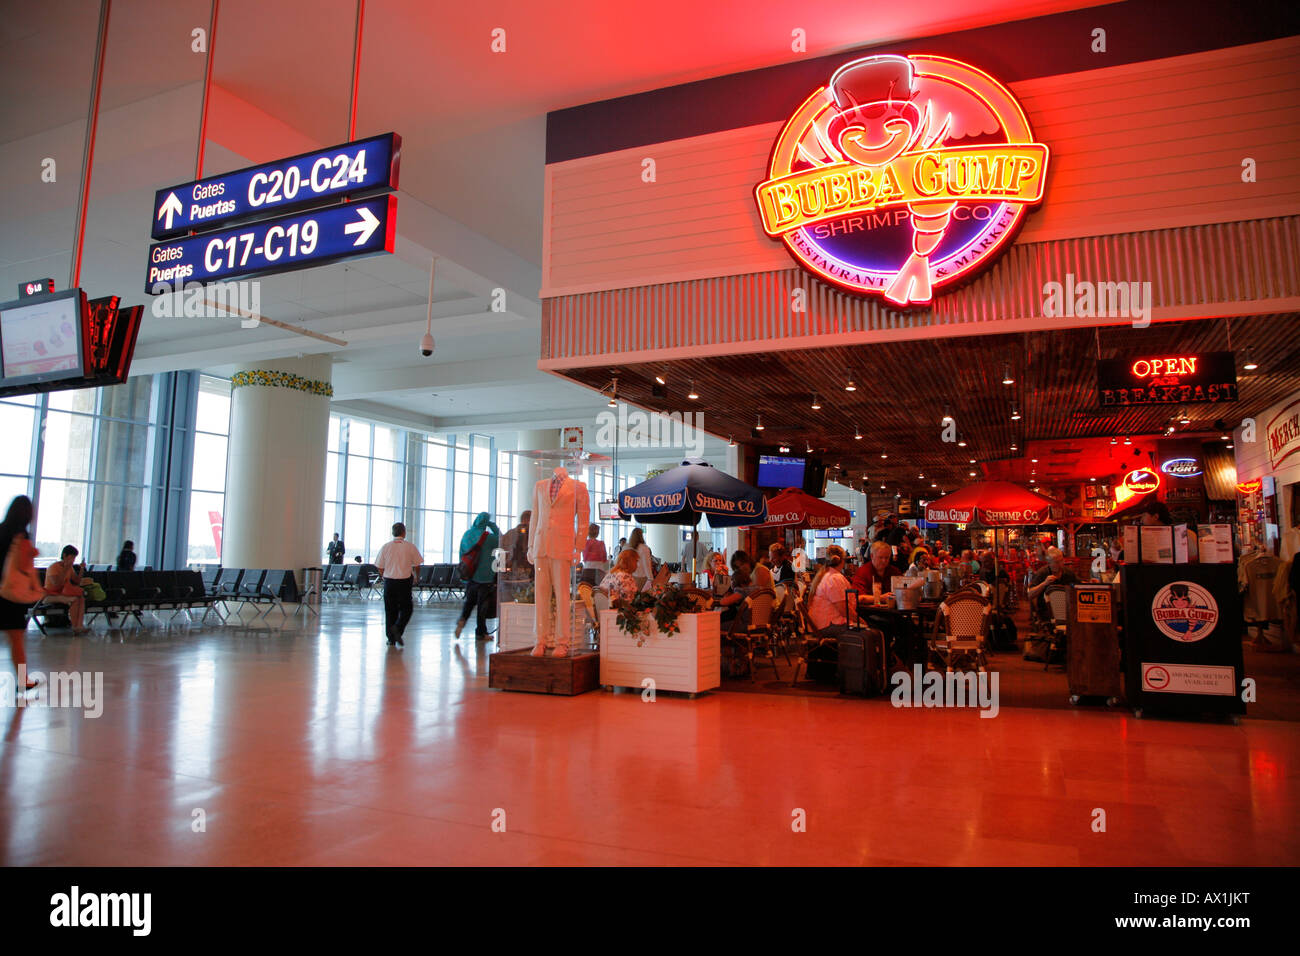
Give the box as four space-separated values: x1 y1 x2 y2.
344 206 380 246
157 192 183 229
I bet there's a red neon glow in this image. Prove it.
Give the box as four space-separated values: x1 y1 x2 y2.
1131 357 1198 377
755 53 1050 306
1236 479 1262 494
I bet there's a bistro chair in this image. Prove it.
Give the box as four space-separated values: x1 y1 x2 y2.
1043 585 1070 670
928 591 992 673
727 586 782 680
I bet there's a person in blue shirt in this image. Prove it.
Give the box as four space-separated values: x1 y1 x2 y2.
455 512 501 640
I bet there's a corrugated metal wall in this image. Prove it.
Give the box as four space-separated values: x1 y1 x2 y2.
542 215 1300 366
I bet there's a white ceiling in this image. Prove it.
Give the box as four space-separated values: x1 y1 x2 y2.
0 0 1099 444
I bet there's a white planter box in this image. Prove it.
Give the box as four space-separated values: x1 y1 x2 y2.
599 609 721 694
499 600 589 652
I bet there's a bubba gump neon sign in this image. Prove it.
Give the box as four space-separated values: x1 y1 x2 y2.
754 53 1049 306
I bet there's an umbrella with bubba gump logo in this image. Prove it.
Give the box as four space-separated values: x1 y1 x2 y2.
617 459 768 578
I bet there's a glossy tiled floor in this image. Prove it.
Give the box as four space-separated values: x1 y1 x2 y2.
2 599 1298 866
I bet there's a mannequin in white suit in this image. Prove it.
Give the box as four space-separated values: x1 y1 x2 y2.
527 465 590 657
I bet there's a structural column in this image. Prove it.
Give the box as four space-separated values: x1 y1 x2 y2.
222 356 332 574
515 429 561 518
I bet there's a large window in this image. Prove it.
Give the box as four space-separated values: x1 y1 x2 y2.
321 415 499 564
187 375 230 564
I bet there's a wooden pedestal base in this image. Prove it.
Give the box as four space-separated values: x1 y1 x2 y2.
489 648 600 696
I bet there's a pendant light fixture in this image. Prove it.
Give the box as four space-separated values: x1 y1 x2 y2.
688 380 699 400
727 435 736 447
1243 349 1259 371
855 425 863 440
1002 363 1014 385
1123 436 1132 445
606 375 618 408
1010 403 1021 421
754 413 765 431
941 404 954 423
811 393 822 410
844 371 857 392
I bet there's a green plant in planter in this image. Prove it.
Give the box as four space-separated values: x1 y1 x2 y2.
515 583 535 605
612 584 692 646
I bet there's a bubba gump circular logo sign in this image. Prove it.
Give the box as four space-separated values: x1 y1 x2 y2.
754 54 1049 306
1151 581 1218 642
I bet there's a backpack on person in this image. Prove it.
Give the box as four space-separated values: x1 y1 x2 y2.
458 530 489 580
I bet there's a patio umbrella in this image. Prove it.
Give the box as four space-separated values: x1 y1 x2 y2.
923 481 1061 588
747 487 851 530
618 459 768 578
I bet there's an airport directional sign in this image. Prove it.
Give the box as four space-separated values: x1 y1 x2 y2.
145 195 397 292
150 132 400 240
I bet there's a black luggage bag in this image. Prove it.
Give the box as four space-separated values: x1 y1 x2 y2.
825 590 889 697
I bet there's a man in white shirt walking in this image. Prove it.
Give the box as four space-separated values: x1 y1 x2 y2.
375 522 423 646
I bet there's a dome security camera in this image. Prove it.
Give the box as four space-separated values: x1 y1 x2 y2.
419 332 434 357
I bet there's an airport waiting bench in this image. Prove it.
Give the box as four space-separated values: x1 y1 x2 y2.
29 568 302 632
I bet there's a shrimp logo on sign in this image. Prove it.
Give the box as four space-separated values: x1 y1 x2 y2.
755 54 1049 306
1151 582 1219 643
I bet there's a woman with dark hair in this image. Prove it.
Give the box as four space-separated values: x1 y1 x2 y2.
0 496 40 690
1141 499 1174 525
116 539 137 571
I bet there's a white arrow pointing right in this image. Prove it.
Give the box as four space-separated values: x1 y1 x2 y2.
344 206 380 246
158 192 183 230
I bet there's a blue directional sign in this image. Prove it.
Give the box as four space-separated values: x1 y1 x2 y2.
150 132 400 240
145 195 397 292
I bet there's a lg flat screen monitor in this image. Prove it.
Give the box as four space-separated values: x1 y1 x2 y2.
598 501 621 520
757 455 805 488
0 289 88 389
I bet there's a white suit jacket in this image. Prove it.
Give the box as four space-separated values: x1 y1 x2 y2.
528 474 589 563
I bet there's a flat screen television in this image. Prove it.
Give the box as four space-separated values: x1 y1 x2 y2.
0 289 88 389
598 501 622 521
802 459 829 497
757 454 805 488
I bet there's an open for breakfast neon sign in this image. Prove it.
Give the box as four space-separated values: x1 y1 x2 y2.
755 54 1049 307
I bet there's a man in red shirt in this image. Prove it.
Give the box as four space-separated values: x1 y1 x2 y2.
852 540 903 595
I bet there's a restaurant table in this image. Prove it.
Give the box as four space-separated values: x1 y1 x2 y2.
857 600 941 670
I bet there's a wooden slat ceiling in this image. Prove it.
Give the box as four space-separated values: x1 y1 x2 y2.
558 313 1300 499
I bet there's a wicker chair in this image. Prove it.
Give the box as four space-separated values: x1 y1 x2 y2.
1043 584 1070 670
929 591 992 673
728 587 782 680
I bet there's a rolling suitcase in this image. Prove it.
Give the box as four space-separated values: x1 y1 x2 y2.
830 590 889 696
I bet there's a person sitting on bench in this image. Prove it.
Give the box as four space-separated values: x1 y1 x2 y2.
44 545 90 635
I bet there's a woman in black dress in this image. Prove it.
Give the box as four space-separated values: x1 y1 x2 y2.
0 496 39 690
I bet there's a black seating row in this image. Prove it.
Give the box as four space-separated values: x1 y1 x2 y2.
319 563 381 600
66 569 222 630
413 563 467 603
